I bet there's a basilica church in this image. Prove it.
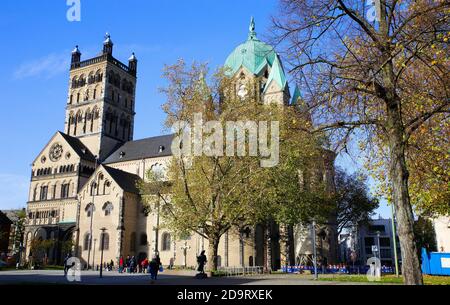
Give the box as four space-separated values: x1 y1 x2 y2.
24 19 337 270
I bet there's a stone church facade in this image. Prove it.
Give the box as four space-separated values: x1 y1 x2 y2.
24 20 337 270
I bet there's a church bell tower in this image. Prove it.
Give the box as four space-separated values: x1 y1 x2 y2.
64 34 138 161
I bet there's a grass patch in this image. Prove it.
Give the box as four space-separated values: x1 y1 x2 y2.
0 267 18 272
318 274 450 285
43 265 64 270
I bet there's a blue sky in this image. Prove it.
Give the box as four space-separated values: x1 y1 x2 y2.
0 0 390 218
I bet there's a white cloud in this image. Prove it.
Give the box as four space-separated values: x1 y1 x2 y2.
12 43 161 80
0 174 29 210
13 52 71 80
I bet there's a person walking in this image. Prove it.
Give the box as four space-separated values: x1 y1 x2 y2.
63 254 70 276
141 257 149 273
130 256 136 273
197 250 207 274
138 258 142 273
119 256 124 273
149 256 160 281
125 255 130 273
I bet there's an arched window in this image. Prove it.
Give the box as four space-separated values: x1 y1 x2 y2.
90 181 97 196
140 233 147 246
85 203 95 217
61 183 70 198
103 180 111 195
161 232 171 251
88 71 94 84
102 201 113 216
130 232 136 252
83 233 91 251
108 71 114 84
33 186 38 201
100 232 109 250
72 76 78 88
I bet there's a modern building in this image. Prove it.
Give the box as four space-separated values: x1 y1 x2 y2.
340 217 400 267
433 216 450 252
23 19 337 270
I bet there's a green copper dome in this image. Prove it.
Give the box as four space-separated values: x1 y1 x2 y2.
224 17 277 76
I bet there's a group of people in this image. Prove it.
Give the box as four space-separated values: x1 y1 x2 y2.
118 255 162 280
62 250 209 280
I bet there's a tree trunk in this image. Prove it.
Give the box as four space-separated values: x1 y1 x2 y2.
207 237 220 272
266 222 272 272
387 104 423 285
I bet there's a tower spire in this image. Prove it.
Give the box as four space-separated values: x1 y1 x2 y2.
248 16 257 40
103 32 114 55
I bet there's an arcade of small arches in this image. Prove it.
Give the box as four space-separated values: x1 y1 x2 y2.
28 209 59 221
107 70 134 94
107 88 134 111
84 201 114 218
31 180 76 202
104 108 132 140
25 226 76 265
33 164 76 177
88 173 113 196
71 70 103 89
82 231 110 252
67 107 100 136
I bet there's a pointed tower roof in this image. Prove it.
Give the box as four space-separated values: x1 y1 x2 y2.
128 52 137 61
248 16 257 40
291 85 301 105
224 17 277 76
104 32 113 45
72 45 81 54
264 54 287 93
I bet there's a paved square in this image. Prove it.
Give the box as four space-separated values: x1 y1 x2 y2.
0 270 373 285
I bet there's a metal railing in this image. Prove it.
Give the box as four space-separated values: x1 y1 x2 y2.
218 266 264 276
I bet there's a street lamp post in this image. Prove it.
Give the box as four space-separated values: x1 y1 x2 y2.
154 199 160 257
312 220 318 280
93 239 97 270
87 157 98 270
181 241 190 268
376 231 381 262
99 228 107 278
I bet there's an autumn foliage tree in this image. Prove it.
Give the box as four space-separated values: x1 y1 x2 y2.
138 60 329 271
272 0 449 284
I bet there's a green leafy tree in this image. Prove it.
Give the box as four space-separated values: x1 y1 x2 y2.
272 0 449 284
414 217 437 257
334 169 379 235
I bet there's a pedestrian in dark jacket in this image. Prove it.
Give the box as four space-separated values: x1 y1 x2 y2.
63 254 70 276
130 256 136 273
197 250 207 274
149 257 160 280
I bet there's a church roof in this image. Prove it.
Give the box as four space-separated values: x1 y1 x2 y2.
103 134 174 164
102 166 141 194
224 17 277 76
58 132 96 161
263 55 287 93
